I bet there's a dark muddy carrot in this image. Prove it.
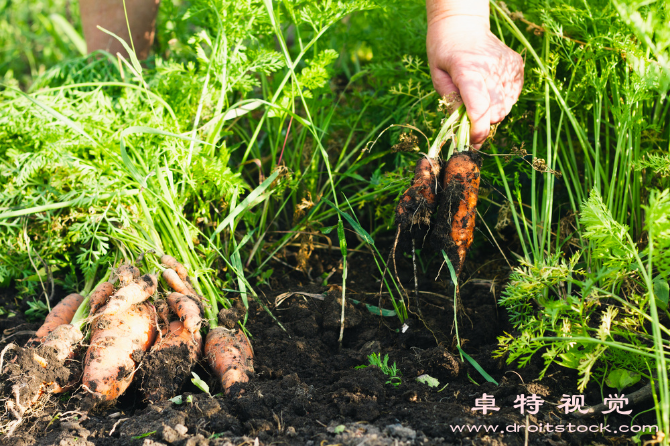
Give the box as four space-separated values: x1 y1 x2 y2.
41 324 83 362
87 281 115 316
115 264 140 286
442 151 481 274
394 157 441 229
140 320 203 403
205 328 254 395
152 321 202 362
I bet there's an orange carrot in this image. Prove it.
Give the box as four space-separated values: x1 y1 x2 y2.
33 293 84 340
395 157 441 229
205 328 254 395
161 255 197 294
101 274 157 316
167 292 203 333
82 302 157 402
115 264 140 286
161 255 189 281
88 281 115 316
162 268 192 296
153 321 202 362
41 324 83 362
442 151 481 274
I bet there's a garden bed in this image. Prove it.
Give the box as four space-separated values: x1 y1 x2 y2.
0 242 655 446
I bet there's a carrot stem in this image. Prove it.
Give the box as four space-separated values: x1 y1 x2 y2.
427 104 466 159
71 268 113 330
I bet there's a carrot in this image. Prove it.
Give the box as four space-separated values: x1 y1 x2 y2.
82 302 157 402
115 264 140 286
41 324 83 362
35 324 85 394
5 323 85 416
205 328 254 395
167 292 203 333
33 293 84 340
100 274 157 316
161 255 197 294
394 157 441 229
162 268 192 296
153 321 202 361
439 151 481 275
87 281 115 316
161 255 189 282
155 298 170 329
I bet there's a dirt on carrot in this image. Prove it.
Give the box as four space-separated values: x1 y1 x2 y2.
100 274 157 317
166 292 203 333
114 264 140 287
139 321 203 403
394 157 442 231
87 281 115 317
432 150 482 275
1 341 78 424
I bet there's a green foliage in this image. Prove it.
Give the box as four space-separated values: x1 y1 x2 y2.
191 372 212 397
606 369 641 393
132 431 157 440
25 299 49 322
356 352 402 386
416 374 440 388
580 190 636 282
497 188 670 392
638 154 670 178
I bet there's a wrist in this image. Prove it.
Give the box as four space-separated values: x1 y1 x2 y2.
426 0 490 28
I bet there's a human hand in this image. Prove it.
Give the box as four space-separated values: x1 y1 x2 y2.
426 9 524 148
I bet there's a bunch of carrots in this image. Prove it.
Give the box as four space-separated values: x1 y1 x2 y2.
1 254 253 431
394 103 482 277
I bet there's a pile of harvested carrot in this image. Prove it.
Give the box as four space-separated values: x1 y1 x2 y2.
1 253 253 429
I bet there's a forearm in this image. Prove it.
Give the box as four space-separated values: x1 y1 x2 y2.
426 0 489 27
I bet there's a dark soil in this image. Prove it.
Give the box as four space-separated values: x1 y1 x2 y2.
138 343 196 404
2 342 79 412
0 241 657 445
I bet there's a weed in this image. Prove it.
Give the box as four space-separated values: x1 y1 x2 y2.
356 352 402 387
24 299 49 322
132 431 156 440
